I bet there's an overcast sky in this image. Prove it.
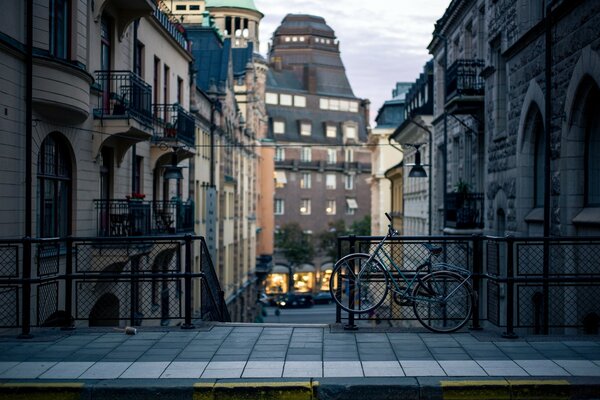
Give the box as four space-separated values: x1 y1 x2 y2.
253 0 451 124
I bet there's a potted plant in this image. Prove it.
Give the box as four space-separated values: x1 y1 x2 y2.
165 122 177 138
126 193 145 201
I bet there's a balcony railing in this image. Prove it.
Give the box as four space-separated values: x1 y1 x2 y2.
95 199 194 237
153 6 190 51
153 104 196 147
94 70 153 127
446 59 485 102
445 192 484 229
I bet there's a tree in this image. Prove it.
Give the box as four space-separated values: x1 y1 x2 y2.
349 215 371 236
275 222 315 293
317 220 347 261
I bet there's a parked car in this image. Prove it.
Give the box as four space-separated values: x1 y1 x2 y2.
313 291 333 305
277 293 314 308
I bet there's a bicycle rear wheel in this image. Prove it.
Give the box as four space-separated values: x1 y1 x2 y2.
412 271 473 333
330 253 388 314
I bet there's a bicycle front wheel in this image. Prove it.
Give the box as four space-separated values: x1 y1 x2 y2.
412 271 473 333
330 253 388 314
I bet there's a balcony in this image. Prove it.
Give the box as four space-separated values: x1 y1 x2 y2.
445 59 485 115
95 199 194 237
445 192 484 230
93 71 153 163
153 104 196 147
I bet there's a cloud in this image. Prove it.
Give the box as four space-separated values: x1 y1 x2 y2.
254 0 450 123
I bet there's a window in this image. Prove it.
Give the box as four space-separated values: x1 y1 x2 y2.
326 174 336 190
344 124 357 140
266 92 278 104
273 120 285 134
327 149 337 164
133 156 143 195
585 90 600 206
533 112 545 207
37 134 71 238
275 147 285 162
300 173 311 189
301 147 311 162
345 174 354 190
345 148 354 163
300 122 312 136
326 200 336 215
50 0 70 59
345 198 358 215
329 99 339 111
280 94 292 106
326 125 337 138
275 171 287 188
294 96 306 107
275 199 285 215
300 199 311 215
189 5 200 10
319 98 329 109
339 100 349 111
133 40 144 77
349 102 359 112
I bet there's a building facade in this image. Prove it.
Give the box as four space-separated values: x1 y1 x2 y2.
265 14 371 295
369 83 410 236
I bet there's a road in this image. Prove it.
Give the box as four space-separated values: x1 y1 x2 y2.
262 303 337 324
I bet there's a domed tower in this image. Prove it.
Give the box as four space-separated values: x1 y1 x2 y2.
205 0 263 49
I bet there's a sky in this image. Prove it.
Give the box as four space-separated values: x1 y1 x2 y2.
253 0 451 125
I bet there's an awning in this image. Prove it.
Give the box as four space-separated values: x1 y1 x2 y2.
275 171 287 184
346 198 358 209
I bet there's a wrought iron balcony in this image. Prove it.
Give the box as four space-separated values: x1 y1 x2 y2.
445 59 485 114
153 104 196 147
95 199 194 237
93 70 153 127
445 192 484 230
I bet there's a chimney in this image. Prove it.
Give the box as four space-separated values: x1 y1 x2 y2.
304 64 317 94
362 99 371 128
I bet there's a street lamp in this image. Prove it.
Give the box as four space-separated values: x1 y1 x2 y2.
408 144 427 178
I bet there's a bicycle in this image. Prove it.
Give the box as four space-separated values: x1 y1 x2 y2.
329 213 474 333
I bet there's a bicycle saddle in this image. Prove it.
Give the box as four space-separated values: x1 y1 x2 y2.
423 243 443 256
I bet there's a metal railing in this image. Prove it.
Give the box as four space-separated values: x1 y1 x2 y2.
94 199 194 237
0 235 230 337
94 70 153 127
446 59 485 101
445 192 484 229
335 234 600 337
153 104 196 147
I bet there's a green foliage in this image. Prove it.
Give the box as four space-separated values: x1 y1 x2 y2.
350 215 371 236
275 222 315 267
454 178 472 195
316 216 372 260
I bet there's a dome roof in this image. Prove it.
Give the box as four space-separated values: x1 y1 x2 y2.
274 14 335 37
205 0 260 12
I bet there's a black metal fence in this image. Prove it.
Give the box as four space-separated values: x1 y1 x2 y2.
445 192 484 229
336 235 600 336
0 235 229 337
94 70 153 127
446 59 485 100
94 199 194 237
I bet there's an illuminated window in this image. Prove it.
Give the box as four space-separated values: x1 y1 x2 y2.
266 92 278 104
300 122 312 136
294 95 306 107
280 94 292 106
319 98 329 109
326 200 336 215
344 124 357 140
300 199 311 215
273 120 285 134
326 125 337 138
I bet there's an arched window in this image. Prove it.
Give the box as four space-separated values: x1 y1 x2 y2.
37 134 72 238
585 88 600 206
533 111 545 208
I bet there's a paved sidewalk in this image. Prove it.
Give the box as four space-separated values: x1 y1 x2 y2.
0 323 599 399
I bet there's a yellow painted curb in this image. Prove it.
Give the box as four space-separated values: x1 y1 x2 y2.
0 382 84 400
441 379 510 400
508 379 570 400
194 381 314 400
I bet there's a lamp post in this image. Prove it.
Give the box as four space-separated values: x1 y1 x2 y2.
433 32 448 231
404 142 432 236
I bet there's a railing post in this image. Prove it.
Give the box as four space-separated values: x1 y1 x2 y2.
62 236 75 330
335 237 342 324
219 290 227 322
502 235 518 338
470 234 482 330
344 235 358 331
19 236 33 339
181 234 195 329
